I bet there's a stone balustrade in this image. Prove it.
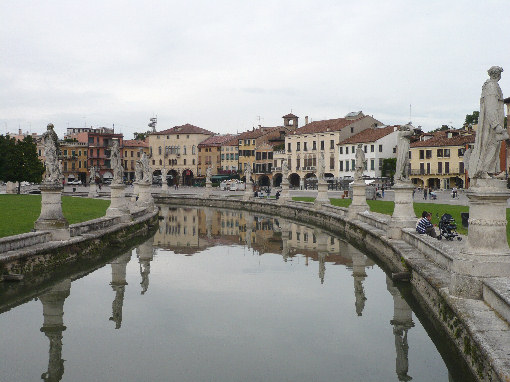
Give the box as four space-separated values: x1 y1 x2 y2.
0 231 52 253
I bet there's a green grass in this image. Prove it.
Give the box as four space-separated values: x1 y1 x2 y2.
292 196 510 242
0 195 110 238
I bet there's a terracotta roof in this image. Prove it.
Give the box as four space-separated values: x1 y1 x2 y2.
504 97 510 104
198 134 235 147
257 126 291 146
411 130 475 148
290 116 366 135
237 128 270 140
282 113 298 118
123 139 148 147
153 123 214 136
339 125 397 145
223 136 240 146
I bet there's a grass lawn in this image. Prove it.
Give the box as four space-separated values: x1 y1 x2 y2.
0 195 110 238
292 196 510 242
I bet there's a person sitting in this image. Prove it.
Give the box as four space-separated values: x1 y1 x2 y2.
416 211 437 238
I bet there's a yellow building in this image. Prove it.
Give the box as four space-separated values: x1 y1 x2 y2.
60 141 88 184
220 137 240 174
197 135 235 177
409 130 475 189
122 139 149 182
149 124 214 186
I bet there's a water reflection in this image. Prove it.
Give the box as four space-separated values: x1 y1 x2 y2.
39 279 71 382
0 206 476 382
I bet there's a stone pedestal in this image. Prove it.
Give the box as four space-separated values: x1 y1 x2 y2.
203 181 212 197
314 180 329 207
106 183 131 222
6 181 16 194
450 179 510 299
161 180 168 194
388 182 416 239
243 182 253 201
348 180 369 217
136 182 154 209
88 183 98 198
278 179 291 204
34 183 69 240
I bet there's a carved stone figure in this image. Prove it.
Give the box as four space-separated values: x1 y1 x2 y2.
395 124 415 183
42 124 61 184
89 166 97 184
244 164 252 183
140 153 152 184
135 160 143 182
282 159 289 178
317 152 325 180
469 66 507 179
354 143 366 181
206 166 212 183
110 140 123 185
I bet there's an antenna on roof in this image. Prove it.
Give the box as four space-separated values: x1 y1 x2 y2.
409 104 412 123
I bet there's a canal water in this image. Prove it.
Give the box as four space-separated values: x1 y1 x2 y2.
0 206 474 382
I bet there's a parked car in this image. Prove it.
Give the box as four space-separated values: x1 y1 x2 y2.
68 180 82 185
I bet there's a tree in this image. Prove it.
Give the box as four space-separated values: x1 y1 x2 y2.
0 135 44 193
382 158 397 182
133 131 150 141
463 111 479 128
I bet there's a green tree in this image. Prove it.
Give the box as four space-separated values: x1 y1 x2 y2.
463 111 479 128
133 131 150 141
0 135 44 193
382 158 397 182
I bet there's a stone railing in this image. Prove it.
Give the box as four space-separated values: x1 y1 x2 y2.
69 216 121 237
0 231 52 253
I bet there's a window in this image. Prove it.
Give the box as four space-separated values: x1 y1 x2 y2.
239 140 242 145
330 156 334 169
256 152 261 160
158 146 162 155
458 148 465 157
312 141 317 150
352 146 355 153
297 142 301 151
288 159 291 169
419 150 424 159
268 152 273 159
459 161 464 173
63 149 68 156
330 140 334 150
177 135 179 139
193 159 195 165
183 159 186 165
379 144 383 152
221 154 224 160
371 145 374 152
304 142 308 151
427 163 430 174
252 140 255 145
351 127 354 133
345 160 349 171
370 159 374 171
393 147 396 154
364 145 367 153
379 158 383 170
296 158 300 169
262 152 267 160
184 146 187 155
351 159 355 170
159 159 162 165
438 162 442 174
437 149 443 157
320 141 324 150
420 163 425 174
287 142 291 152
339 147 343 154
346 147 349 155
444 149 450 158
426 150 432 159
339 161 343 171
445 162 450 174
187 135 189 139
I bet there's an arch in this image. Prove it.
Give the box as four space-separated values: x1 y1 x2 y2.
289 173 300 188
304 172 316 179
153 169 162 177
427 178 440 189
258 175 270 187
182 169 194 186
168 169 179 185
273 173 283 187
450 176 464 189
325 173 334 178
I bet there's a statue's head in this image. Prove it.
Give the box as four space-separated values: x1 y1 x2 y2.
488 66 503 80
47 123 54 130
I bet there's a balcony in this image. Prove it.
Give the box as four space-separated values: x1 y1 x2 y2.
410 169 462 176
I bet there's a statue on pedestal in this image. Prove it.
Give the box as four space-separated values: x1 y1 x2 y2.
140 153 152 184
42 124 61 184
282 159 289 178
317 152 325 181
395 124 416 183
354 143 366 181
244 164 252 184
89 166 97 184
111 140 123 185
135 160 142 182
469 66 507 179
206 166 212 183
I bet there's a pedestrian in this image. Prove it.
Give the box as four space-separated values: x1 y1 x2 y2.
412 188 415 198
416 211 437 238
381 186 385 198
423 188 428 200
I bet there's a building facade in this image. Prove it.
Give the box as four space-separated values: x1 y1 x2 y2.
197 135 234 177
60 141 88 184
122 139 150 182
149 124 214 186
220 137 239 173
337 125 399 179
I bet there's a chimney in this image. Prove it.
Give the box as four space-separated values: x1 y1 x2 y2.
19 128 22 135
305 116 309 125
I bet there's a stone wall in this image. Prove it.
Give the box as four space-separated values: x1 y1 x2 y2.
154 194 510 382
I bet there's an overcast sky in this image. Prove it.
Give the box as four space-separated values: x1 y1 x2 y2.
1 0 507 138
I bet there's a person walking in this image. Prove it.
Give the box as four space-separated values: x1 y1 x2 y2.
423 187 428 200
381 186 385 198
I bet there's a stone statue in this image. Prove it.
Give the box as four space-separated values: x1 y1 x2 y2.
89 166 97 184
42 124 61 184
469 66 508 179
206 166 212 183
395 123 416 183
140 153 152 184
135 160 143 182
110 140 123 185
317 152 325 181
244 164 252 183
354 143 366 181
282 159 289 177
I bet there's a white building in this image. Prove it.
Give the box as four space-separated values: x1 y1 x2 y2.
337 125 399 178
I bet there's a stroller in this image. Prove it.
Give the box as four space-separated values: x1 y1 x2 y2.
437 213 462 241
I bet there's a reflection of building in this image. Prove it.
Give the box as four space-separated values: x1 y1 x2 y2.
109 251 131 329
39 279 71 382
154 206 202 253
386 276 414 382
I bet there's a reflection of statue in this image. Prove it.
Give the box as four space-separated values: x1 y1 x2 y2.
42 124 61 184
89 166 97 184
317 152 325 180
354 143 366 181
111 140 123 185
469 66 507 179
140 153 151 184
206 166 212 183
109 286 125 329
395 124 415 183
140 262 150 294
